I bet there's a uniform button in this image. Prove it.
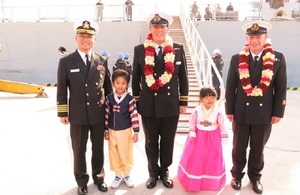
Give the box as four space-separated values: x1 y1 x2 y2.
154 93 157 96
167 93 170 95
97 92 100 95
97 102 100 105
86 93 89 96
95 82 99 85
85 84 88 87
87 102 90 105
168 86 170 89
246 102 249 106
259 103 263 106
154 73 157 76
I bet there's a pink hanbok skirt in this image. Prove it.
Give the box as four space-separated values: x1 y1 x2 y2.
177 128 226 191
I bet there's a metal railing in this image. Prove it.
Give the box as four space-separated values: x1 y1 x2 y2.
0 1 268 23
0 4 157 22
179 1 225 103
187 1 263 21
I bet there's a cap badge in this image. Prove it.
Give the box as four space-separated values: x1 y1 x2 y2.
82 21 90 29
153 14 162 22
251 23 260 32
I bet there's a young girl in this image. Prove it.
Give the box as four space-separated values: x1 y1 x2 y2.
104 69 139 189
177 87 226 191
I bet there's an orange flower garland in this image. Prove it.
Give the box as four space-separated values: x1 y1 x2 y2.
144 33 175 91
238 39 275 96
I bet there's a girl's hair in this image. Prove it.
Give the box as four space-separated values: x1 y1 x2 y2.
112 69 130 83
199 87 217 98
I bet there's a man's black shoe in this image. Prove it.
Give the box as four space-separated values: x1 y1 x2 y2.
146 177 157 189
161 176 173 188
77 186 88 195
231 178 241 190
251 181 263 194
97 182 108 192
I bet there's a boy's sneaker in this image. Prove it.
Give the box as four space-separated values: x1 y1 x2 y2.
111 176 122 189
124 175 134 187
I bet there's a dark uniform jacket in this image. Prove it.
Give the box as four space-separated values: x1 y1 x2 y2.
225 50 287 125
132 43 189 118
57 50 112 125
212 55 224 77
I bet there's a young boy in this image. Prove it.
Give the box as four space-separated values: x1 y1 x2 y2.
104 69 139 188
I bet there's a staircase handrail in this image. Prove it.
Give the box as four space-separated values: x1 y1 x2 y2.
179 1 225 104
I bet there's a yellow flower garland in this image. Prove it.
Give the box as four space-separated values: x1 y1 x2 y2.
238 39 275 96
144 33 175 91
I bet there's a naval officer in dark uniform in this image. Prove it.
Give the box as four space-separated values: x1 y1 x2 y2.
56 20 112 195
131 13 189 189
225 21 287 194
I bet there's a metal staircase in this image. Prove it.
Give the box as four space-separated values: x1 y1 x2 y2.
169 16 228 138
169 16 200 133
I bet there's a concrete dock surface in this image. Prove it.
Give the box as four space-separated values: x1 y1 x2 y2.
0 88 299 195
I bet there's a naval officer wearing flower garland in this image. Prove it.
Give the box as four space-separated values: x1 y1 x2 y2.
131 13 189 189
225 21 287 194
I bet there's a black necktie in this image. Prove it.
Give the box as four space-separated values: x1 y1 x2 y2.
254 56 259 65
85 54 91 70
158 46 163 61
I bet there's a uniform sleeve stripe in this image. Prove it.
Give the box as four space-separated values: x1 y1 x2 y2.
133 96 140 100
57 104 68 112
180 96 189 101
